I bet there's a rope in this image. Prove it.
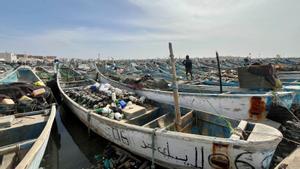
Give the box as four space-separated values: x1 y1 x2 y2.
231 127 245 140
205 99 234 133
87 111 92 136
151 128 157 169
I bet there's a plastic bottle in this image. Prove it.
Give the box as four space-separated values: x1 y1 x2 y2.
108 112 115 119
119 100 127 109
111 92 117 101
114 112 123 120
139 96 146 103
129 96 138 103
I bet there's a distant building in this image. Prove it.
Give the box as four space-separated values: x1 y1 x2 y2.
16 54 28 63
45 56 57 62
0 52 17 62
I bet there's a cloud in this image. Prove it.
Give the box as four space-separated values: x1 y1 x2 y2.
0 0 299 58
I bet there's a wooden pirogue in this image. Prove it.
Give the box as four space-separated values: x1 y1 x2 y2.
58 66 282 169
96 66 295 124
0 65 56 169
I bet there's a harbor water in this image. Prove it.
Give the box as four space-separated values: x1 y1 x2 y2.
40 104 110 169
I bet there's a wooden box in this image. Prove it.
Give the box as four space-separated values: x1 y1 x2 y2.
122 104 146 120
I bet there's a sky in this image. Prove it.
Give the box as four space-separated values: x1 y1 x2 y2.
0 0 299 59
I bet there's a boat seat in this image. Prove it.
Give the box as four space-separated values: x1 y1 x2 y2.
177 110 193 133
121 107 159 125
0 115 15 128
142 113 174 128
159 122 175 131
0 152 16 168
230 120 247 140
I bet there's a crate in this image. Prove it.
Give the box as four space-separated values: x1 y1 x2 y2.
122 104 146 120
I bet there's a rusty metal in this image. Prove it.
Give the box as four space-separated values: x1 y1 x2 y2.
210 143 230 169
249 96 266 121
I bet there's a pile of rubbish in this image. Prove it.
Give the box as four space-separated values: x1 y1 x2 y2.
65 82 148 121
0 81 54 115
86 144 151 169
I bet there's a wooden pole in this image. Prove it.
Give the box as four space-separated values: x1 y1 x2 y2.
216 51 223 93
168 42 181 129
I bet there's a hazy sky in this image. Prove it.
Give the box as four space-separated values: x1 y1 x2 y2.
0 0 299 59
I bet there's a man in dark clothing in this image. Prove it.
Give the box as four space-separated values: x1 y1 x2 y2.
182 55 193 80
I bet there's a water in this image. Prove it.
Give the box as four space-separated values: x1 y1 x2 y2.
41 104 109 169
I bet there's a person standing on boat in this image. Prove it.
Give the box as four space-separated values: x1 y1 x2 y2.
182 55 193 80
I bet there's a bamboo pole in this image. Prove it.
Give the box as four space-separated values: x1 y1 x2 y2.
168 42 181 129
216 51 223 93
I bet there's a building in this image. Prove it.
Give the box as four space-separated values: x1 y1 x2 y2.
0 52 17 62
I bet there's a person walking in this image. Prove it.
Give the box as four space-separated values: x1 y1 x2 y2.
182 55 193 80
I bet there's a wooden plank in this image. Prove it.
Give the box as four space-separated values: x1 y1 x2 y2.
0 115 15 128
180 110 193 127
178 121 193 133
275 147 300 169
1 152 16 169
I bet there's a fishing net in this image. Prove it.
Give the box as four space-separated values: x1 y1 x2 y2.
0 82 54 115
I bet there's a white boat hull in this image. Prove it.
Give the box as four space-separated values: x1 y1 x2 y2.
278 71 300 81
61 89 280 169
57 70 282 169
99 72 295 121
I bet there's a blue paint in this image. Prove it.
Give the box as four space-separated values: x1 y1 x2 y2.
265 96 272 113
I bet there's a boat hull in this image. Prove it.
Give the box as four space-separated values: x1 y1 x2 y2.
278 71 300 81
16 104 56 169
58 70 282 169
99 72 295 121
61 89 279 169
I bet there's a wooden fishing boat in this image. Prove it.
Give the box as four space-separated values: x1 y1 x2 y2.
0 105 56 169
277 71 300 82
179 84 300 114
33 66 55 83
0 66 42 84
96 67 295 123
57 67 282 169
0 65 56 169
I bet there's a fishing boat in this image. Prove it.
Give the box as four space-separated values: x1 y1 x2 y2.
33 66 55 83
57 66 282 169
96 66 295 123
277 71 300 82
0 65 56 169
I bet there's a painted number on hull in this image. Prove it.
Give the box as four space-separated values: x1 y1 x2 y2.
112 128 129 145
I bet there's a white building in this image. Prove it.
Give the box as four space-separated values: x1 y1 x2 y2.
0 52 17 62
